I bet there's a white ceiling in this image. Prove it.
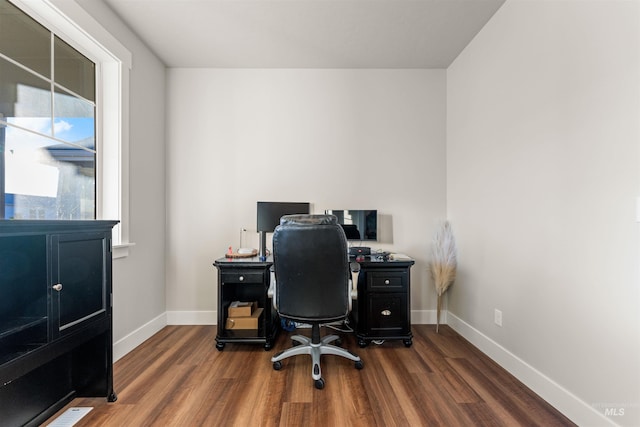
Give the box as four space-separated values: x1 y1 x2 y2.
102 0 505 68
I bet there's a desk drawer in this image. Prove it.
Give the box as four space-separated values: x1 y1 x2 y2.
368 293 408 333
367 271 406 292
221 272 264 284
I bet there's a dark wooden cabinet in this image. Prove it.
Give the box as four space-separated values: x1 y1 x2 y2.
213 256 278 351
0 220 118 427
351 258 415 347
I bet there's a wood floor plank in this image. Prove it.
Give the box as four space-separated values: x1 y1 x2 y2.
359 347 413 426
45 325 574 427
279 402 312 426
415 372 480 426
333 363 377 426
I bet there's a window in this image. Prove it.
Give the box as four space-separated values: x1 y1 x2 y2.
1 0 96 220
1 0 132 256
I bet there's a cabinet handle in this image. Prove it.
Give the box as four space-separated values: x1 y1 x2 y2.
53 283 63 292
384 279 390 285
239 276 244 282
381 310 391 316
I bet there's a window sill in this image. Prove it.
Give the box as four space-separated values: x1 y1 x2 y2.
113 242 135 259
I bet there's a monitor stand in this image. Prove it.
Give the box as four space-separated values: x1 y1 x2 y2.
259 231 268 260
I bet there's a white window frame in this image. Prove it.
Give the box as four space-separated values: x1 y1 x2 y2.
10 0 133 257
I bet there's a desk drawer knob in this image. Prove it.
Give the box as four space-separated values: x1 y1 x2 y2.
384 279 390 285
239 276 244 282
381 310 391 316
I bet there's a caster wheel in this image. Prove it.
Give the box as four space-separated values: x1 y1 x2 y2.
215 343 225 351
335 338 342 346
264 343 272 351
355 360 364 370
273 361 283 371
358 340 368 348
403 339 413 348
314 378 325 390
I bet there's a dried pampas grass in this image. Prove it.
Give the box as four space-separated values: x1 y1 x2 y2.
430 221 457 333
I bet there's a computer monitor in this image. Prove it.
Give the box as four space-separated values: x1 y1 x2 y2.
325 210 377 242
257 201 310 258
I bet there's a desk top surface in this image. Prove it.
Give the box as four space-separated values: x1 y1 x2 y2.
214 254 414 267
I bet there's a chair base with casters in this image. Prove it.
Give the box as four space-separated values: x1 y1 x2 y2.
271 323 363 389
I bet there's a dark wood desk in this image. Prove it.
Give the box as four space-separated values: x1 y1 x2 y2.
213 254 415 350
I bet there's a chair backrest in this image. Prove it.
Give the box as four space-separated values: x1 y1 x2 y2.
272 214 350 323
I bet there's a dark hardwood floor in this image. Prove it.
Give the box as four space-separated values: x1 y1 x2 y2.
47 324 574 426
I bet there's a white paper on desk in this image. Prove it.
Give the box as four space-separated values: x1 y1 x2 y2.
390 253 411 260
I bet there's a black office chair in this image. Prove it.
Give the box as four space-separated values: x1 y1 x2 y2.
269 214 363 389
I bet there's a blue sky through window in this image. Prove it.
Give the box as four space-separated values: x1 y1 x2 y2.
4 117 95 198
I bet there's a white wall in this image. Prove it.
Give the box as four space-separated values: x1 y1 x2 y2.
74 0 168 358
447 1 639 426
165 69 447 323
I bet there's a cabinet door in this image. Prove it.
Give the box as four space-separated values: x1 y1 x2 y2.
50 232 109 337
0 235 48 365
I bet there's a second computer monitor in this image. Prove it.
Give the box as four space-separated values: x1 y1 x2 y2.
325 209 377 241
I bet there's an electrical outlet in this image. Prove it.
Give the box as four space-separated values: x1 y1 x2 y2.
494 309 503 327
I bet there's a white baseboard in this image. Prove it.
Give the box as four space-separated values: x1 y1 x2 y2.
411 309 439 325
113 312 166 362
166 310 216 325
446 312 617 427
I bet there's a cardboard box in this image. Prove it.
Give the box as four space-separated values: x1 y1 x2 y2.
228 301 258 317
226 308 264 330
